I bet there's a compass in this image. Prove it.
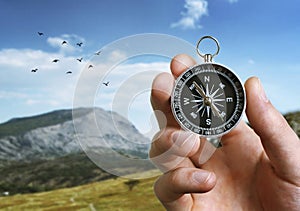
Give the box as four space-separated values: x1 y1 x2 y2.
171 36 246 147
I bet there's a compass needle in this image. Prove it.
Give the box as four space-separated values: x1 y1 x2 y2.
206 83 209 96
206 106 210 117
193 81 206 98
211 103 224 121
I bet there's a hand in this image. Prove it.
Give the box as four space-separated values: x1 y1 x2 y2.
150 54 300 211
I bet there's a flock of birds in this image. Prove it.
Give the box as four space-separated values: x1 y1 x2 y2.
32 32 109 86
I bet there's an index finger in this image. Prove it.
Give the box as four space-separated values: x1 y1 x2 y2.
170 54 197 78
151 54 196 129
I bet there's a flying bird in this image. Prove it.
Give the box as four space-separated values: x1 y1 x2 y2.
31 68 38 72
62 40 67 45
52 59 60 63
77 58 83 62
76 42 83 47
94 51 101 55
38 32 44 36
66 71 72 74
88 64 93 69
103 81 109 86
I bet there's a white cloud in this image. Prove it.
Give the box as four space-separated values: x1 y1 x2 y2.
171 0 208 29
47 34 85 55
70 58 170 138
7 45 165 123
171 0 239 30
0 49 57 68
107 50 128 64
93 61 169 138
0 46 85 121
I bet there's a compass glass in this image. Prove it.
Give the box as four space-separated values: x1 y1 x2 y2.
172 63 245 137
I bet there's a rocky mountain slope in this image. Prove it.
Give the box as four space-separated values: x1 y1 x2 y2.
1 108 297 164
0 107 150 162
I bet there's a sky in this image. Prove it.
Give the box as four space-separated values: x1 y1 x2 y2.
0 0 300 137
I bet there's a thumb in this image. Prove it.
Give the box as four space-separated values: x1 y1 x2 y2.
245 77 300 181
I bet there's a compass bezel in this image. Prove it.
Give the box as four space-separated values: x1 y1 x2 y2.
171 62 246 138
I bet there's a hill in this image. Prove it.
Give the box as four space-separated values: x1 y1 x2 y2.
0 170 164 211
0 152 155 196
0 152 105 195
284 111 300 138
0 108 155 195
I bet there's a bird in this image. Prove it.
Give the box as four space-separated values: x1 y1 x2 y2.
62 40 67 45
77 58 83 62
94 51 101 55
103 81 109 86
88 64 93 69
66 71 72 74
52 59 59 63
38 32 44 36
31 68 38 72
76 42 83 47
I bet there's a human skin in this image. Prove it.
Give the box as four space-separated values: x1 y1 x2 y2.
149 54 300 211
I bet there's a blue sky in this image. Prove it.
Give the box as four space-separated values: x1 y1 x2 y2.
0 0 300 135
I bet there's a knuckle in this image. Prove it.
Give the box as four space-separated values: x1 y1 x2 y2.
150 128 175 157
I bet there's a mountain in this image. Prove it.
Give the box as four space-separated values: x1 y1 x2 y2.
1 108 298 163
0 109 75 138
0 108 155 195
0 107 151 162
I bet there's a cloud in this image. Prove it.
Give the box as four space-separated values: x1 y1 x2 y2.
0 41 168 125
171 0 208 30
0 49 57 68
47 34 85 55
0 46 85 121
171 0 239 30
93 61 169 138
107 50 128 64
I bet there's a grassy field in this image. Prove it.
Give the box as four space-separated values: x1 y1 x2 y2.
0 170 164 211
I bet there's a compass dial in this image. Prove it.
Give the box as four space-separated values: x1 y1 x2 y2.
171 63 245 137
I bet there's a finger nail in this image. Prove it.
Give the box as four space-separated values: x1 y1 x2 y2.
192 171 214 184
172 131 198 148
258 78 269 103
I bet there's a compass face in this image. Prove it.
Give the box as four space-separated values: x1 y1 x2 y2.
171 63 245 137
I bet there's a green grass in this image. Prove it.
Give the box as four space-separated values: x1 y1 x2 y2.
0 152 115 195
0 170 164 211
